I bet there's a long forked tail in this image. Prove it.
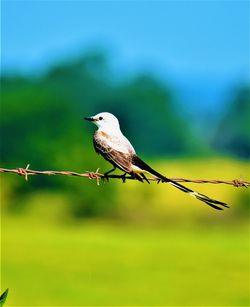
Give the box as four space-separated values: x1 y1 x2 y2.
166 180 229 210
133 156 229 210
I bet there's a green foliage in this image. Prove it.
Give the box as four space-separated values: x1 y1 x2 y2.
212 85 250 159
0 51 204 166
0 289 8 307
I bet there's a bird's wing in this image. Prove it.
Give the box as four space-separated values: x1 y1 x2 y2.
93 135 133 172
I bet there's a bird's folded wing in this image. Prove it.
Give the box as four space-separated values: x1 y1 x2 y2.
93 137 132 172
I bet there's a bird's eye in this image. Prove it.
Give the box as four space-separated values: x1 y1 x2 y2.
99 116 103 120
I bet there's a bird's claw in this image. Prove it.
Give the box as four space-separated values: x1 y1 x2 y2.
121 173 127 183
102 174 109 182
157 178 164 184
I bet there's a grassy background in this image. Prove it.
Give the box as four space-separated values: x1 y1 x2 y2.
2 217 249 306
1 158 249 306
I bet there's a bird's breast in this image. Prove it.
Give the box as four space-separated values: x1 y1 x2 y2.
95 130 135 154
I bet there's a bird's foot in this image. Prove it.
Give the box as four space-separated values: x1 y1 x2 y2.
102 168 116 182
141 173 150 184
102 173 110 182
120 173 128 183
157 178 164 184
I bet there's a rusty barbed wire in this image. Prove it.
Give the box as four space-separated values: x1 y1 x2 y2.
0 165 249 187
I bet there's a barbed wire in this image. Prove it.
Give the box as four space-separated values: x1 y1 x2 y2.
0 165 249 187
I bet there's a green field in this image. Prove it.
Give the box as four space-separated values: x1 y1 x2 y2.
2 216 249 306
1 158 249 306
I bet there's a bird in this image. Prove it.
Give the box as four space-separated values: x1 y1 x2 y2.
84 112 229 210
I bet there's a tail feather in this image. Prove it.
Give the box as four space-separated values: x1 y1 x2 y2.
132 156 229 210
169 181 229 210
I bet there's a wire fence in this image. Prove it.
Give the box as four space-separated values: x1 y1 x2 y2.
0 165 249 187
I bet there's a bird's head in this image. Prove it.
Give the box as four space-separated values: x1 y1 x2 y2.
84 112 120 131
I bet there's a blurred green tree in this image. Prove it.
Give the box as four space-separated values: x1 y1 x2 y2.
212 85 250 159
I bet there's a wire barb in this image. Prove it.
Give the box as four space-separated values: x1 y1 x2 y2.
0 166 249 187
17 164 30 181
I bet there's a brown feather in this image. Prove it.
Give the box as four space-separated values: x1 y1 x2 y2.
93 132 133 172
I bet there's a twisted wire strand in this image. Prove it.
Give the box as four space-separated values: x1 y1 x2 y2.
0 166 249 187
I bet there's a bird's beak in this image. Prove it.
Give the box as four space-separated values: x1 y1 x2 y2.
84 117 95 121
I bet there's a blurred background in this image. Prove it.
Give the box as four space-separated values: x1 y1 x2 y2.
1 1 249 306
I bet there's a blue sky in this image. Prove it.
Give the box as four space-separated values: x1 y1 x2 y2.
2 0 249 116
